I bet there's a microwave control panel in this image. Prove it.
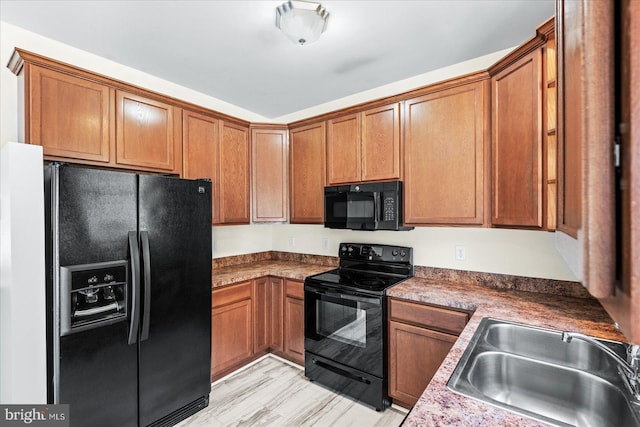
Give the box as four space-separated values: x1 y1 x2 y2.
383 196 396 221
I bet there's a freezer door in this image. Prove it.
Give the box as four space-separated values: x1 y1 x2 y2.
52 165 139 427
138 175 212 426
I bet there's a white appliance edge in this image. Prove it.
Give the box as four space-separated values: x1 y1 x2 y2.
0 142 46 403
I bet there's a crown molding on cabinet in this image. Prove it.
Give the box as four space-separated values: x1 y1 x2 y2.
8 48 251 129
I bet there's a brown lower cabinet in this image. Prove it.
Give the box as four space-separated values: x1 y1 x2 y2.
388 298 469 408
253 277 270 354
211 277 303 380
283 279 305 365
211 281 253 379
270 277 285 352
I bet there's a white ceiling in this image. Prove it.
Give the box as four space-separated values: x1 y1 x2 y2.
0 0 554 119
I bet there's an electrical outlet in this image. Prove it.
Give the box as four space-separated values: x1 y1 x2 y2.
455 245 466 261
212 240 216 253
322 237 329 249
289 237 296 247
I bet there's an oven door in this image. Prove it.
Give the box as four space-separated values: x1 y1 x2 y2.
304 284 384 377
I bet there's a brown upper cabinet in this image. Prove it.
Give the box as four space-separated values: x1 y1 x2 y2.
289 122 326 224
115 90 182 174
182 110 220 223
491 49 543 228
251 126 289 222
404 81 488 226
182 113 250 224
326 103 401 185
219 121 251 224
362 104 402 182
557 1 583 239
326 113 361 184
23 64 113 164
556 0 639 344
11 52 183 175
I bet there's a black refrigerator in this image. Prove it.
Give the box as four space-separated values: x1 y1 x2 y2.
44 164 212 427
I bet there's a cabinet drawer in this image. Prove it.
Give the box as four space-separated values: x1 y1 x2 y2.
389 298 468 335
212 281 251 308
285 279 304 299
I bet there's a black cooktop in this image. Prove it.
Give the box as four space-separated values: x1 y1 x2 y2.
305 269 409 293
305 243 414 296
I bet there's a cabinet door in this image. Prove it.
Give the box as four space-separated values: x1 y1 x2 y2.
284 296 305 365
289 122 326 224
116 91 182 173
326 113 361 185
251 127 289 222
404 82 487 225
253 277 270 354
219 121 250 224
557 0 583 238
283 279 305 365
270 277 284 352
183 110 219 223
362 103 401 182
491 50 543 227
28 65 113 163
211 298 253 377
388 320 456 407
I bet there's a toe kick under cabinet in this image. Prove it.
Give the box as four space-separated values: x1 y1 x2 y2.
388 298 469 408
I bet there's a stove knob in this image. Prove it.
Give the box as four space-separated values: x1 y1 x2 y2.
392 249 398 257
400 250 407 258
348 246 354 253
341 245 347 253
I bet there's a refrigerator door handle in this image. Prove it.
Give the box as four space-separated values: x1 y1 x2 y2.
127 231 141 345
140 231 151 341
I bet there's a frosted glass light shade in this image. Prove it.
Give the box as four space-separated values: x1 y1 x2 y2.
276 1 329 46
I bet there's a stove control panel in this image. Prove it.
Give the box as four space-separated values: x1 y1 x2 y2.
339 243 412 263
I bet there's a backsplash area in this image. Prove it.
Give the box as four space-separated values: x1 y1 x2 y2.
212 251 588 298
213 224 581 282
413 266 590 299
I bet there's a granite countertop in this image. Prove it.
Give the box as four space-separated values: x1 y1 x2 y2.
212 260 333 288
388 277 625 426
211 259 624 426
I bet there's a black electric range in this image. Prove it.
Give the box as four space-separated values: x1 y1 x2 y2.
304 243 414 411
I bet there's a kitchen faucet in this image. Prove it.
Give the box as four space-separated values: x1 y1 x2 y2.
561 331 640 400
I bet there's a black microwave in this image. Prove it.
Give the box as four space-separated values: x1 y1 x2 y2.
324 181 413 231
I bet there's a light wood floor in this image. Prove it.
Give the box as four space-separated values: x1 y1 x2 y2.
177 355 408 426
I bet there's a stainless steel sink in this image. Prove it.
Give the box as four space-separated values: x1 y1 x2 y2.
483 321 628 373
447 318 640 426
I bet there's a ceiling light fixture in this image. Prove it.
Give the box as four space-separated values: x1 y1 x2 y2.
276 1 329 46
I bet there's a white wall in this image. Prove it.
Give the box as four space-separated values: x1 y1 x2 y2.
0 143 47 403
0 21 269 150
212 224 272 257
0 20 581 282
213 223 579 281
274 47 513 123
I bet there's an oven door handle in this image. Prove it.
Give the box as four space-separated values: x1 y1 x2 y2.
312 289 381 306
